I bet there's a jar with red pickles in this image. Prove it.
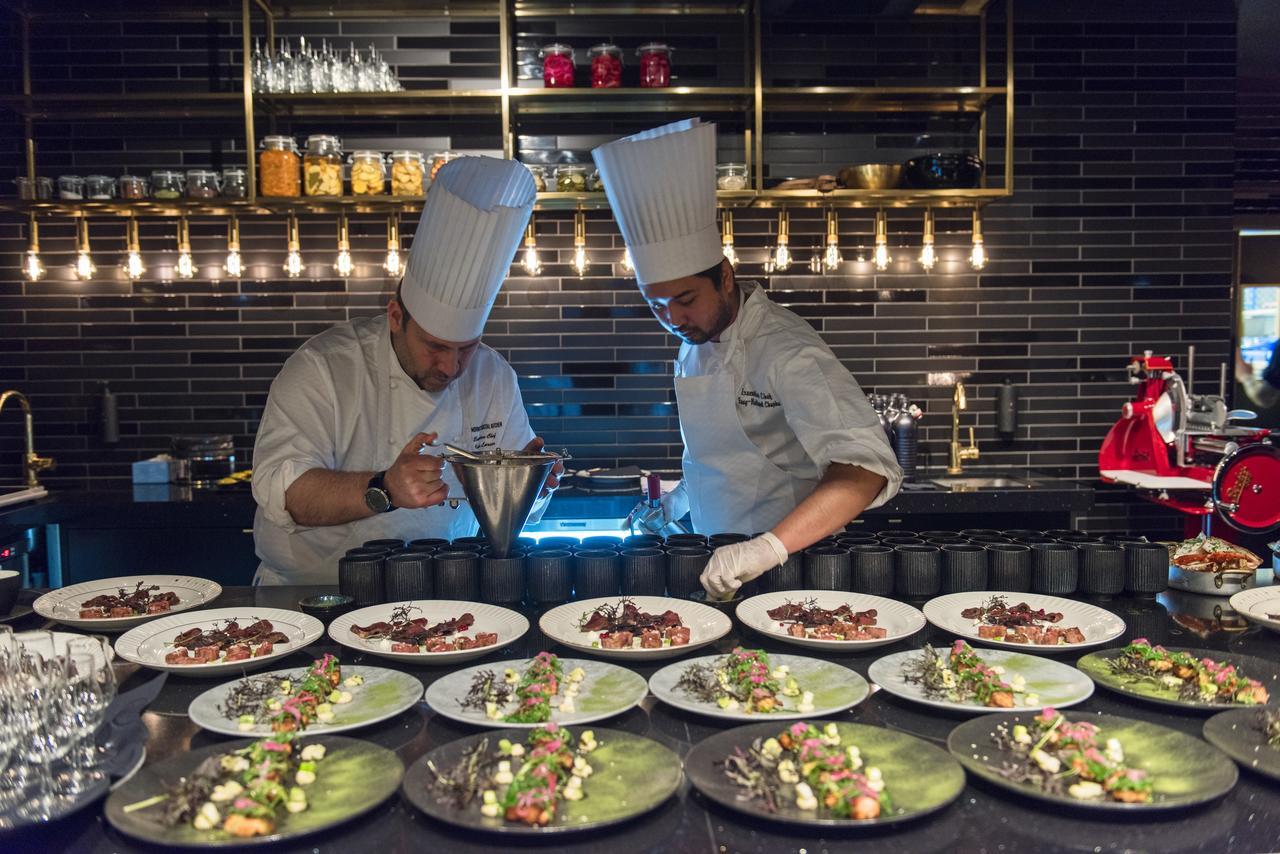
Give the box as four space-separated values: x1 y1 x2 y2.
637 43 672 88
539 43 575 88
588 44 622 88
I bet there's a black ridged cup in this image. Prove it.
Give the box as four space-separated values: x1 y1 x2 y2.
362 538 405 551
836 535 879 548
1044 529 1085 540
513 537 538 553
573 549 622 599
1078 542 1125 596
432 550 479 600
942 544 988 593
876 528 915 539
407 537 449 552
480 552 525 605
623 534 663 550
1124 542 1169 596
849 544 894 595
383 551 433 601
920 530 959 540
580 536 623 551
1058 533 1102 545
709 532 751 548
338 553 385 607
538 537 579 552
1102 534 1148 546
895 544 942 597
803 546 852 591
452 535 489 551
526 549 573 603
968 534 1012 545
345 546 392 559
986 543 1031 592
1016 536 1058 546
1031 543 1078 594
758 552 803 593
664 533 708 549
1001 529 1043 540
927 536 969 547
666 547 711 598
881 536 924 547
960 528 1001 538
620 548 667 596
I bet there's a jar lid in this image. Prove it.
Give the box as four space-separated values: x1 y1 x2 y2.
390 149 423 159
306 133 342 146
717 162 747 170
261 134 296 147
636 42 672 54
85 174 114 180
539 43 574 56
588 43 621 55
349 149 384 160
523 163 545 173
430 151 456 161
222 167 246 175
58 174 83 180
118 174 144 180
557 164 584 173
150 169 183 178
186 169 218 177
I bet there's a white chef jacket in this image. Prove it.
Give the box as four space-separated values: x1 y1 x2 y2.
675 280 902 534
251 314 542 585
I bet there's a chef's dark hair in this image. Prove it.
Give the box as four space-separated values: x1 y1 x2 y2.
694 257 732 291
394 281 411 322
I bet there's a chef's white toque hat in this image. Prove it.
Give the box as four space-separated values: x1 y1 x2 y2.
401 156 536 341
592 118 724 285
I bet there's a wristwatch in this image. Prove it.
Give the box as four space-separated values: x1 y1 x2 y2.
364 471 395 514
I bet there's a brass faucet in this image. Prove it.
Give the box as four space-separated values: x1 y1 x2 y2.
948 381 980 475
0 390 56 488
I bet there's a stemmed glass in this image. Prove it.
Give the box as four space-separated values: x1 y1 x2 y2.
10 637 74 823
57 637 117 795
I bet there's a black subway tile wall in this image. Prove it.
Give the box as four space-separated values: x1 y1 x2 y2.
0 2 1245 534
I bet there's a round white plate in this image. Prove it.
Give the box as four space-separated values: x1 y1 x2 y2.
188 664 424 737
16 630 115 669
539 595 731 661
922 591 1126 653
735 591 925 651
34 575 222 631
868 646 1095 715
328 600 529 665
649 652 870 721
425 657 647 729
1228 586 1280 633
113 607 322 677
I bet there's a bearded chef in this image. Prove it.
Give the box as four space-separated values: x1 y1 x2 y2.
251 156 559 585
593 119 902 598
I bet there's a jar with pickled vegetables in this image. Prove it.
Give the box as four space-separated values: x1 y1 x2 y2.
555 164 586 193
637 43 672 88
539 44 575 88
259 135 300 197
85 175 115 200
221 168 247 199
428 151 456 184
349 150 385 195
389 150 425 196
716 163 749 191
525 164 547 192
58 175 85 200
118 175 148 200
186 169 221 199
585 170 604 192
150 170 184 200
589 44 622 88
304 134 343 196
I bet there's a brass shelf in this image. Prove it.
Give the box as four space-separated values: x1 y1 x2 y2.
0 92 244 120
514 1 747 16
753 188 1011 209
256 0 500 19
255 90 505 117
762 86 1006 114
509 86 753 115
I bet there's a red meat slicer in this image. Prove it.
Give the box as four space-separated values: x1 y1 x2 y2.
1099 348 1280 538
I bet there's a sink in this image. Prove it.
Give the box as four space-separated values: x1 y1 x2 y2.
0 485 48 509
928 476 1037 491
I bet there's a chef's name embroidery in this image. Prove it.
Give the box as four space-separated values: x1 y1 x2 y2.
737 388 780 409
471 420 502 450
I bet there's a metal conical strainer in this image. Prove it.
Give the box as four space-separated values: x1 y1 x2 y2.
445 448 570 557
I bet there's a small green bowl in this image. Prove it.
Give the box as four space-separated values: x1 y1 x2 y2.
299 593 356 622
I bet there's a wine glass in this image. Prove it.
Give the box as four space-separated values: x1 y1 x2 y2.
58 638 116 794
11 647 74 822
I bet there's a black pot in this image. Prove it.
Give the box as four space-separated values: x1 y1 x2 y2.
1030 543 1078 594
942 544 988 593
338 553 385 607
895 544 942 597
849 544 894 596
433 550 480 600
758 552 804 593
480 552 525 605
620 548 667 596
666 547 711 598
803 546 852 591
1078 542 1125 596
903 152 983 189
573 549 622 600
384 552 433 601
1124 542 1169 596
986 543 1031 592
526 550 573 603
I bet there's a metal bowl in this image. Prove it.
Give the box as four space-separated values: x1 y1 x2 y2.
840 163 903 190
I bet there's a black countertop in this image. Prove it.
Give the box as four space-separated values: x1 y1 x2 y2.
3 583 1276 854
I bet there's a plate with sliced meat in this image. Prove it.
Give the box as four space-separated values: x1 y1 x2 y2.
34 575 222 631
539 596 731 660
329 600 529 665
114 607 323 677
735 591 925 651
922 591 1125 653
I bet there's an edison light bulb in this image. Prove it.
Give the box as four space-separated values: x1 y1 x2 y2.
572 245 589 278
919 242 936 272
23 251 45 282
224 249 243 278
74 251 96 281
620 249 634 275
772 243 791 272
969 238 987 270
384 247 402 277
124 250 146 280
722 241 738 268
823 243 843 272
873 242 891 272
284 249 303 278
334 248 353 277
808 252 823 274
175 249 195 279
520 245 541 276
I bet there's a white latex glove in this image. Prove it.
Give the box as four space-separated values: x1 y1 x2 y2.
626 480 690 535
700 532 790 598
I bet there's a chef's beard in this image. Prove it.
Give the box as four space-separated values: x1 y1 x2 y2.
673 290 736 345
390 327 455 393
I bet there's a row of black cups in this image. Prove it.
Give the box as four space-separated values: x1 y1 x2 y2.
336 528 1169 607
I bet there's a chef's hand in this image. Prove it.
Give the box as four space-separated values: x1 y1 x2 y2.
384 432 449 508
626 480 689 534
700 532 790 599
524 436 563 498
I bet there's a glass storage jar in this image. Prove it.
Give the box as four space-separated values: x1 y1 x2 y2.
85 175 115 200
389 150 425 196
585 169 604 192
304 134 343 196
151 170 184 200
589 43 622 88
525 164 547 192
539 43 575 88
118 175 148 200
637 43 672 88
349 150 386 195
185 169 221 199
17 176 54 200
716 163 749 190
220 167 247 199
58 175 85 200
555 164 586 192
428 151 456 184
259 135 300 197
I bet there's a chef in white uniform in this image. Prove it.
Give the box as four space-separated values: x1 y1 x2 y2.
251 156 557 585
593 119 902 597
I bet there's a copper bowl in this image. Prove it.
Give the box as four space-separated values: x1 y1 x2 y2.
839 163 903 190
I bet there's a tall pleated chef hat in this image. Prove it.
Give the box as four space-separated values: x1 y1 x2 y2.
401 156 536 341
592 118 724 285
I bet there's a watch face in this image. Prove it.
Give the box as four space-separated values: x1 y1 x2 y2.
364 487 391 514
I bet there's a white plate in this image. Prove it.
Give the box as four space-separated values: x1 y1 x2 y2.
425 657 648 729
16 630 115 669
34 575 222 631
540 595 731 661
735 590 925 651
922 591 1126 653
1228 586 1280 633
328 600 529 665
113 607 322 677
188 664 425 737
